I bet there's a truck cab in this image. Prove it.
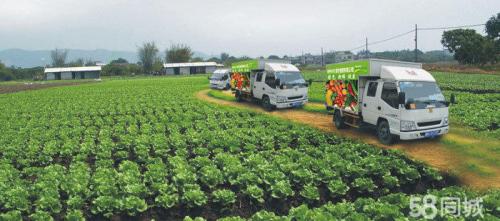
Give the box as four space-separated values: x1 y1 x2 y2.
209 69 231 90
360 66 449 144
251 63 308 110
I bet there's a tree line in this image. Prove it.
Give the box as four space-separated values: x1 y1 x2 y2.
441 13 499 65
1 13 498 81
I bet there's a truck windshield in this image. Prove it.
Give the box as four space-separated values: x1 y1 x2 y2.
210 73 226 80
399 81 446 109
275 72 306 86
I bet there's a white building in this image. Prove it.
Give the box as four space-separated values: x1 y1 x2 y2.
44 66 101 80
163 62 222 75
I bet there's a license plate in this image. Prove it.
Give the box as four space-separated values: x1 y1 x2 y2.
424 130 439 138
292 102 302 107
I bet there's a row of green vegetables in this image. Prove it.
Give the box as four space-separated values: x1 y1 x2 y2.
444 91 500 135
0 77 450 220
432 72 500 93
185 187 500 221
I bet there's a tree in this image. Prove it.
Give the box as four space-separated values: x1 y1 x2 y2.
268 55 280 59
485 13 500 39
207 57 221 63
220 53 229 62
84 59 95 66
138 41 159 74
441 29 495 65
0 62 14 81
485 13 500 61
67 58 83 67
191 57 204 62
110 58 129 64
50 49 68 67
102 64 127 76
152 57 164 74
165 44 193 63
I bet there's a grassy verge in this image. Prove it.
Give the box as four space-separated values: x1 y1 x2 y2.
207 89 236 102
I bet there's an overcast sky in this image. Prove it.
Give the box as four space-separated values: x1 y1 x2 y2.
0 0 498 57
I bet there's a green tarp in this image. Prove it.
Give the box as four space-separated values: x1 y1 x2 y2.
326 60 370 80
231 60 258 73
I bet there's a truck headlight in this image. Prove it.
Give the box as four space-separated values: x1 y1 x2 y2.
443 117 448 126
400 120 417 131
276 96 287 103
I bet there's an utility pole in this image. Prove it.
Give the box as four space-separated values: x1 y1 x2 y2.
321 47 324 66
365 37 369 58
414 24 418 62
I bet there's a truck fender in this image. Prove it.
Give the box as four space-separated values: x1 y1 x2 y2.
376 117 387 126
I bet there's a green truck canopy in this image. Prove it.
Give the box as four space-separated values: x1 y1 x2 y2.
326 60 369 80
231 60 258 73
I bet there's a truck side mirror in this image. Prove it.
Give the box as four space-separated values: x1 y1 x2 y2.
307 79 313 86
450 93 456 104
398 92 406 105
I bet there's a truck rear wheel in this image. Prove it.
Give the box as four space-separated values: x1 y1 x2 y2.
262 96 275 111
334 110 346 129
377 120 395 145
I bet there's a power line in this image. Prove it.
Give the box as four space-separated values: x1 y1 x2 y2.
418 23 485 31
334 22 485 53
368 29 415 47
341 29 415 52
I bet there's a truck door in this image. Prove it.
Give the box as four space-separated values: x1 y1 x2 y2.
362 81 380 125
380 82 400 133
253 72 264 99
263 72 277 99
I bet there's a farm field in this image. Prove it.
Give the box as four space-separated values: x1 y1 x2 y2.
302 71 500 139
0 80 99 94
1 76 498 220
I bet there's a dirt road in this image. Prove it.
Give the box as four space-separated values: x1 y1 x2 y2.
196 89 500 189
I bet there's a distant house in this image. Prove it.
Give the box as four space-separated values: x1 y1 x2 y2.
44 66 101 80
335 51 354 62
163 62 222 75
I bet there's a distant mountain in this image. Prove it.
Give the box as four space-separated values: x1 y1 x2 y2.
0 49 137 68
0 49 212 68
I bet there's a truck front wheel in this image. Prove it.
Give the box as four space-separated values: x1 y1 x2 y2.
334 110 346 129
262 96 275 111
377 120 395 145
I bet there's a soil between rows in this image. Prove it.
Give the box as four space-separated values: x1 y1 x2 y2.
0 81 98 94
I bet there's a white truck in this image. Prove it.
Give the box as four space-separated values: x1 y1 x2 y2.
209 69 231 90
230 59 308 110
325 59 449 144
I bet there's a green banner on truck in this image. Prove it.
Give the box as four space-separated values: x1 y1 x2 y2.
231 60 258 73
326 60 370 80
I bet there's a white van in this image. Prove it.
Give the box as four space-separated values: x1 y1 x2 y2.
209 69 231 90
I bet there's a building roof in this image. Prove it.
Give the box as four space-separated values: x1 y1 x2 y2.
44 66 102 73
163 62 218 68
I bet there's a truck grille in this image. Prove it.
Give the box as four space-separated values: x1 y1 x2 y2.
288 96 303 100
417 120 441 127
